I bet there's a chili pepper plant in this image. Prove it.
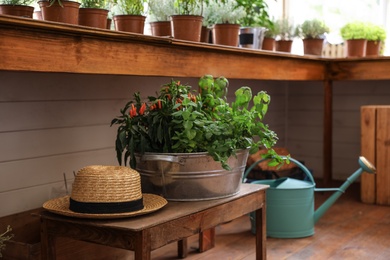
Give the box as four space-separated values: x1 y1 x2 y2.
111 75 283 170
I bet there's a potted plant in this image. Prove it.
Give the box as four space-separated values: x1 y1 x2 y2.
207 0 246 47
0 225 13 258
275 18 296 53
38 0 81 25
111 75 283 200
236 0 273 49
262 21 278 51
112 0 146 33
365 23 386 57
79 0 111 29
0 0 34 18
170 0 203 41
148 0 174 37
297 19 329 56
340 21 368 57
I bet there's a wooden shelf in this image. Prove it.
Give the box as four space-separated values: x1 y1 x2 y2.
0 15 325 80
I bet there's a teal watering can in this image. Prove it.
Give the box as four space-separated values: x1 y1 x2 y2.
243 156 376 238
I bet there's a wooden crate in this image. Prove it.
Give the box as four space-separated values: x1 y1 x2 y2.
361 106 390 205
0 208 132 259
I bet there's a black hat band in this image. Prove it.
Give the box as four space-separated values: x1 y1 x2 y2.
69 197 144 214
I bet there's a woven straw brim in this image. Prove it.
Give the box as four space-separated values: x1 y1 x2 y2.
43 194 167 219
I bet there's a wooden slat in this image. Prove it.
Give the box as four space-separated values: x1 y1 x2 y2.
0 16 325 80
360 106 377 204
376 107 390 205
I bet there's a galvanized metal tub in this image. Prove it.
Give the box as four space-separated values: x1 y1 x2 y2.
135 149 249 201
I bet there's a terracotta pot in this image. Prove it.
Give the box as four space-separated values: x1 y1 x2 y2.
106 18 111 29
0 4 34 18
345 39 367 57
201 26 211 43
303 38 324 56
275 40 293 53
170 15 203 42
150 21 171 37
113 15 146 34
365 40 381 57
212 23 240 47
38 0 80 25
262 37 275 51
78 8 108 29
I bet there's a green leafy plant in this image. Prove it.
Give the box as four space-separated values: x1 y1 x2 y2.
111 75 282 170
264 19 278 38
0 0 33 5
275 18 296 40
0 225 13 258
148 0 174 21
173 0 202 15
80 0 109 8
113 0 145 15
297 19 329 39
366 23 386 42
205 0 246 24
340 21 369 40
236 0 273 27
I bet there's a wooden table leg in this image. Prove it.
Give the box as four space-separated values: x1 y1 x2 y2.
178 238 188 258
199 227 215 252
135 231 151 260
255 205 266 260
40 218 57 260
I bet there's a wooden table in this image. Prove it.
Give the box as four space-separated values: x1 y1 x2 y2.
40 183 268 260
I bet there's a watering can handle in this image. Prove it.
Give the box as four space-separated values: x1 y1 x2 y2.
243 156 316 185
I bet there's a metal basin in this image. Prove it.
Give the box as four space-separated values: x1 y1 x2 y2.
136 149 249 201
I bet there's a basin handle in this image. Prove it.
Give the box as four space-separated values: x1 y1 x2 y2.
140 154 185 165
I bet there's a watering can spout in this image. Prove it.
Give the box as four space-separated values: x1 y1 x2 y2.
313 156 376 224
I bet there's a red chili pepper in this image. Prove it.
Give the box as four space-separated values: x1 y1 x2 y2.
129 104 137 118
166 94 171 100
158 100 162 109
139 103 146 115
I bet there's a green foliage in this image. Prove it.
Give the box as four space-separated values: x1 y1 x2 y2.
113 0 145 15
148 0 174 21
264 18 278 38
366 23 386 41
297 19 329 39
174 0 202 15
235 0 273 27
205 0 246 24
0 0 33 5
275 18 296 40
340 21 369 40
111 75 282 170
341 22 386 41
80 0 109 8
0 225 13 258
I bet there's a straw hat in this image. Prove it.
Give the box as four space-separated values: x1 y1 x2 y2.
43 165 167 219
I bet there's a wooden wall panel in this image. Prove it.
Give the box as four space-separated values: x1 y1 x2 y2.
0 149 116 192
0 125 116 161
